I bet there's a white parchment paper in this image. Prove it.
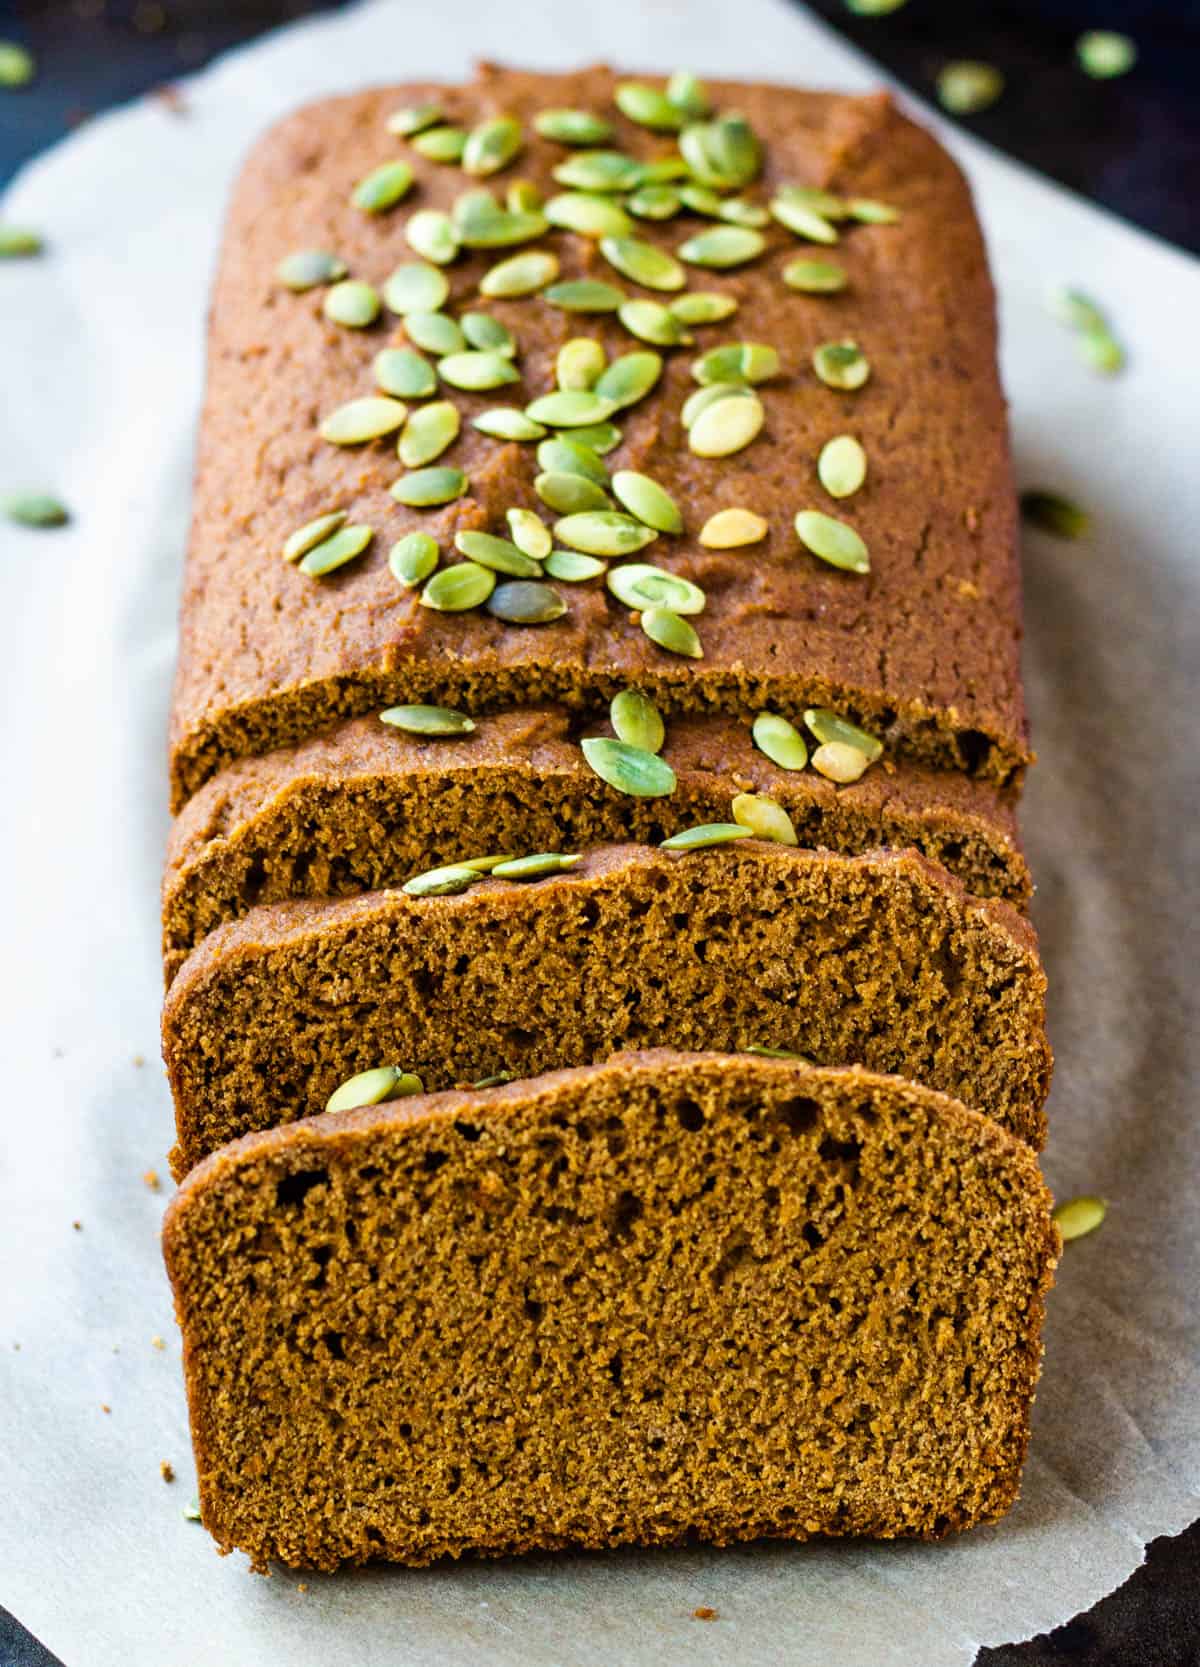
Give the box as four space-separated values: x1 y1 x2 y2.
0 2 1196 1662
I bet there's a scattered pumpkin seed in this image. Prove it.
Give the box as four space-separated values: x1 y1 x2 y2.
600 235 685 292
556 337 607 391
688 391 765 456
665 70 710 119
538 435 609 484
544 278 626 313
1076 30 1136 79
325 1065 423 1114
320 396 409 445
811 741 871 783
387 102 442 137
405 209 459 265
323 280 380 328
276 248 346 291
659 822 752 851
455 529 542 576
769 194 838 243
463 115 523 177
353 158 414 214
794 510 869 574
487 579 568 623
0 41 35 87
536 472 611 514
506 507 553 560
380 703 475 736
804 708 883 762
678 225 766 268
813 339 870 390
641 606 702 658
593 350 663 410
1077 329 1124 375
731 791 798 845
545 548 607 581
535 108 614 145
1048 287 1110 334
183 1501 202 1522
1053 1195 1107 1241
491 851 582 879
556 513 657 557
383 262 450 316
460 853 517 873
398 400 460 467
640 156 691 184
473 407 547 441
553 150 643 192
472 1071 516 1088
403 862 481 896
783 257 848 293
692 341 780 385
297 524 374 577
752 712 808 771
526 389 618 427
616 81 685 132
420 561 495 611
817 434 867 498
627 185 682 221
719 197 770 229
505 175 541 209
1020 490 1090 539
608 561 704 613
404 309 465 355
680 115 762 190
454 191 547 248
1 490 68 528
681 380 754 427
569 420 622 453
669 290 739 324
847 197 901 224
581 735 677 797
388 530 440 586
612 470 683 533
611 689 665 753
437 350 520 391
374 346 436 400
544 191 634 239
678 183 724 218
937 60 1005 115
283 510 346 563
844 0 909 12
742 1044 812 1061
391 466 468 507
618 297 691 346
699 507 768 548
480 249 559 297
413 125 468 163
460 311 516 357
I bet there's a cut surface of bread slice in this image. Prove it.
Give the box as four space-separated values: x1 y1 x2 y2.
162 843 1051 1175
163 1050 1059 1573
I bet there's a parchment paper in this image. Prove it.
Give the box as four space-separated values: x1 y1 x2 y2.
0 2 1196 1662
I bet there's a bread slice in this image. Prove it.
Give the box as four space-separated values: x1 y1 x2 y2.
163 1049 1058 1573
162 842 1050 1175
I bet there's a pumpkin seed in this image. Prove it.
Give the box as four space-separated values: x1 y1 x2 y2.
353 159 414 214
545 548 606 581
813 339 870 390
454 529 542 576
1020 489 1090 540
699 507 768 548
544 192 634 239
553 150 643 193
480 249 559 297
752 713 808 770
627 185 682 221
680 115 762 190
600 236 685 292
405 209 459 265
569 420 622 454
420 561 495 611
297 525 374 577
770 195 838 243
669 290 738 324
678 225 766 268
641 606 702 658
607 561 703 613
388 530 440 586
847 197 901 225
0 41 35 87
463 116 523 177
556 337 606 391
581 736 677 797
374 347 436 400
0 225 42 258
783 257 848 293
383 262 449 315
390 466 467 507
594 350 663 408
1053 1195 1107 1241
320 396 409 445
403 863 481 897
618 298 690 346
412 126 467 163
719 197 770 229
535 108 614 145
491 851 582 879
1078 329 1124 375
487 579 567 623
544 279 626 313
504 176 541 210
845 0 909 12
660 822 752 851
526 389 618 427
398 400 460 467
461 854 517 873
678 183 724 218
615 82 685 132
817 434 867 498
380 703 476 736
640 156 690 184
325 1065 423 1114
681 380 754 427
460 311 516 357
811 741 871 783
472 1071 516 1087
1076 30 1136 79
692 342 780 385
612 470 682 534
323 280 380 328
454 191 547 248
536 472 611 514
665 70 710 119
611 689 665 753
731 791 798 845
277 248 346 291
1 491 68 528
742 1044 812 1061
437 350 520 390
473 407 547 441
505 507 553 560
404 310 465 355
556 513 658 557
1048 288 1109 334
538 436 609 484
688 391 765 456
387 102 442 137
937 60 1005 115
283 510 346 563
794 510 869 574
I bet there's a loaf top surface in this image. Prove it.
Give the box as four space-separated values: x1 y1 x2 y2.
171 64 1026 808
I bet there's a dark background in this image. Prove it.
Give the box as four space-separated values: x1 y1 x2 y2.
0 2 1197 1663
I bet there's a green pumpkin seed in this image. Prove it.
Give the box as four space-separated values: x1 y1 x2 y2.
413 125 468 163
794 510 869 574
599 236 685 292
680 116 762 190
380 704 476 736
323 280 380 328
813 339 870 390
383 262 450 316
844 0 908 10
404 310 465 355
544 279 626 313
297 525 374 577
353 159 414 213
742 1044 812 1061
615 82 685 132
593 350 663 408
276 248 346 291
688 391 765 456
1 491 68 528
405 209 459 265
0 225 42 258
811 741 870 783
669 290 738 325
817 434 867 499
1076 30 1137 79
678 183 724 218
454 529 542 577
775 185 847 219
487 579 567 624
463 116 523 177
731 791 798 845
544 192 634 239
0 41 35 87
847 197 901 225
660 822 752 851
770 195 837 243
692 342 780 385
386 102 442 137
437 350 520 390
374 346 437 400
937 60 1005 115
283 510 346 563
556 337 606 391
617 298 691 347
640 156 690 184
420 561 495 611
665 70 710 118
505 507 552 560
460 853 519 873
480 249 559 297
553 150 643 192
627 185 682 221
678 225 766 268
398 400 460 467
611 470 682 534
681 380 754 427
607 561 703 613
388 530 440 586
537 436 609 484
526 389 618 427
752 712 808 771
1078 329 1124 375
1052 1195 1107 1241
544 549 606 581
472 1071 515 1088
506 184 539 221
782 258 848 294
1048 288 1110 334
535 108 614 145
641 606 702 658
569 420 622 454
473 407 547 441
556 513 658 557
536 472 611 514
390 466 468 507
1020 489 1090 540
454 192 547 248
719 197 770 229
611 689 665 753
325 1065 423 1113
491 851 582 879
461 311 516 356
320 396 409 445
698 507 768 548
581 736 677 797
403 861 481 896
